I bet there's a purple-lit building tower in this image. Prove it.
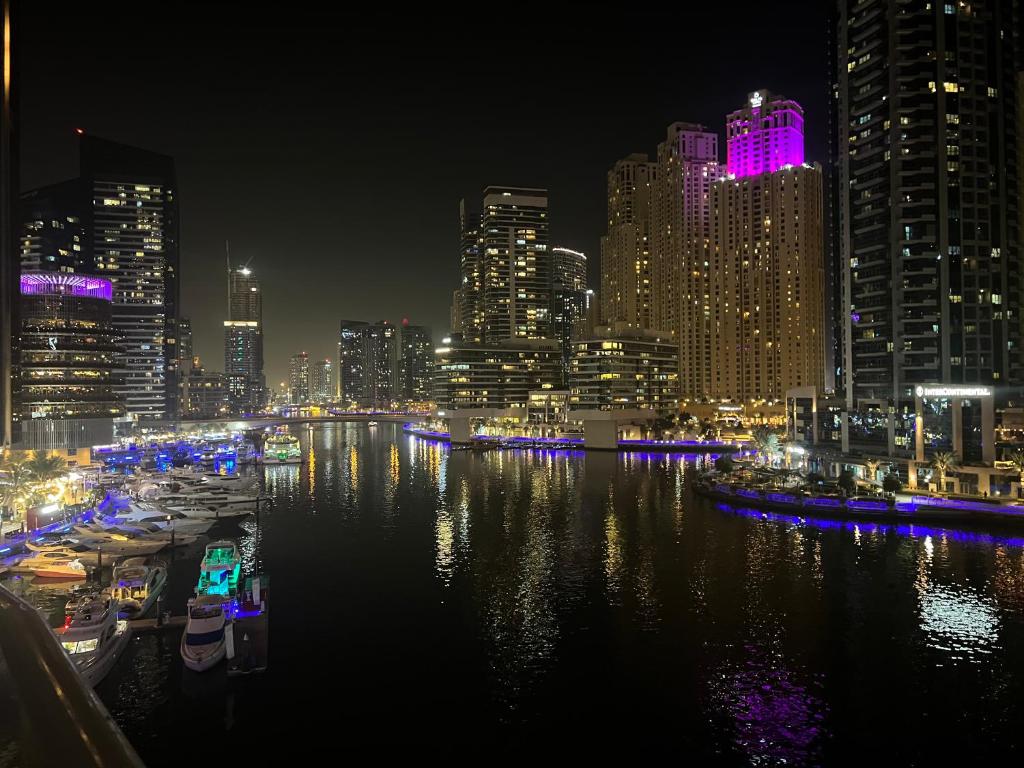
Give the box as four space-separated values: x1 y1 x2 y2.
725 89 805 177
17 272 124 449
708 91 825 403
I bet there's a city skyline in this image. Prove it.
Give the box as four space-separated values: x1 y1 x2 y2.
15 4 829 388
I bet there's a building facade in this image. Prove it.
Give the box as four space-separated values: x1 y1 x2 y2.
338 320 368 406
601 155 656 330
455 200 483 341
568 325 679 413
18 180 86 273
364 321 397 408
289 351 309 403
835 0 1022 413
310 359 333 403
551 246 589 381
399 322 432 403
16 272 123 448
1 0 17 446
433 338 562 410
182 357 228 420
478 187 550 343
80 134 180 421
224 265 264 413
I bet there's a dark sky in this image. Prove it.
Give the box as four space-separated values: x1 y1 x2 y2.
19 3 829 389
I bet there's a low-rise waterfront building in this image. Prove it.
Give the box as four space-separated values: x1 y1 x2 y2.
433 337 562 411
569 324 679 414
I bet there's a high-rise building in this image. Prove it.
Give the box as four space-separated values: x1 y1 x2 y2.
182 357 228 420
178 316 192 373
651 124 720 399
80 134 180 421
310 359 333 403
551 246 589 381
1 0 17 446
224 264 264 413
708 90 825 402
455 200 483 341
433 338 562 410
364 321 397 408
18 180 87 273
289 351 309 403
834 1 1021 412
478 187 550 343
338 320 368 406
16 273 123 448
399 321 432 402
600 155 656 330
569 324 679 414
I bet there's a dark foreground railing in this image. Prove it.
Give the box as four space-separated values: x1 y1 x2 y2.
0 585 143 767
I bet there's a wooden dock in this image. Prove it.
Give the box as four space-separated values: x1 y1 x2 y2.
226 608 269 675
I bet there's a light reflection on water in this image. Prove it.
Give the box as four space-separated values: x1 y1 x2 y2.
10 423 1022 765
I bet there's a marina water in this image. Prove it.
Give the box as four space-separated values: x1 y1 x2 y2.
8 421 1024 764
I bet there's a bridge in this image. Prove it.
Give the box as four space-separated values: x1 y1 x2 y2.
148 412 429 431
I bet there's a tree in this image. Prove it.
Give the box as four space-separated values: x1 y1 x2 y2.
931 451 959 493
25 451 65 485
838 469 857 496
864 459 880 484
1007 449 1024 496
751 426 781 466
883 473 903 494
714 455 734 474
0 456 34 520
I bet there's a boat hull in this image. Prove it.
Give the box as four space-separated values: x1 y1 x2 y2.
78 620 132 687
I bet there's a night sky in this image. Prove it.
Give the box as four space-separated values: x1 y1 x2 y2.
19 3 828 389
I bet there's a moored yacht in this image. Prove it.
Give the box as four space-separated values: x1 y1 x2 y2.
110 558 167 619
60 595 132 686
14 551 88 579
181 594 228 672
197 540 242 598
262 428 301 464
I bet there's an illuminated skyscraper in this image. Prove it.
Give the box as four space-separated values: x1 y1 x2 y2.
80 134 180 421
600 156 656 330
364 321 397 408
18 180 86 273
709 91 825 402
224 264 264 412
399 321 432 402
551 246 588 380
834 0 1021 419
289 352 309 403
338 320 368 406
1 0 17 446
478 187 550 343
455 200 482 341
310 359 333 403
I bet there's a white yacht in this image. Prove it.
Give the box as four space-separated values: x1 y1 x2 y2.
61 595 132 686
154 492 258 518
110 558 167 619
181 594 228 672
197 540 242 597
24 539 103 566
67 525 168 556
197 473 259 493
262 429 302 464
104 508 215 536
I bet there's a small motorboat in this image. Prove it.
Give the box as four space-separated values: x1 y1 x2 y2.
181 594 228 672
367 421 378 428
110 558 167 619
60 595 132 686
14 552 88 580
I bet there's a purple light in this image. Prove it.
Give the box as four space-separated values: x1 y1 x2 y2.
725 94 805 178
19 272 113 302
850 312 861 324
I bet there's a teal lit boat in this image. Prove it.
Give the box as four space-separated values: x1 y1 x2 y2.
196 540 241 598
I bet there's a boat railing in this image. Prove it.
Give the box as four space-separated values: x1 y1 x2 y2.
0 585 143 767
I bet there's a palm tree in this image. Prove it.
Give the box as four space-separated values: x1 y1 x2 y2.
864 459 880 484
1008 449 1024 497
25 451 65 484
931 451 959 494
751 426 781 467
0 455 35 521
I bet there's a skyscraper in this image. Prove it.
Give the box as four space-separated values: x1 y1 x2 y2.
455 200 482 341
1 0 17 446
310 359 333 403
338 320 368 406
18 180 86 272
399 320 432 402
709 91 825 402
651 124 720 399
551 246 588 380
80 134 180 421
289 351 309 403
478 187 550 343
835 0 1021 415
364 321 397 408
224 264 264 413
600 155 656 330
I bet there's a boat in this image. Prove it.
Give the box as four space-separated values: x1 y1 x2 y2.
181 594 228 672
103 507 216 536
23 539 104 566
14 552 88 579
367 421 378 428
60 595 132 686
68 524 169 556
197 540 241 598
110 558 167 619
262 428 302 464
156 493 257 518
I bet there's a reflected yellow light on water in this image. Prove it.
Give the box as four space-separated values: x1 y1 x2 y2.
348 445 359 495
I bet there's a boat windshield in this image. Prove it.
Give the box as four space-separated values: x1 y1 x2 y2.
205 546 236 565
61 638 98 655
